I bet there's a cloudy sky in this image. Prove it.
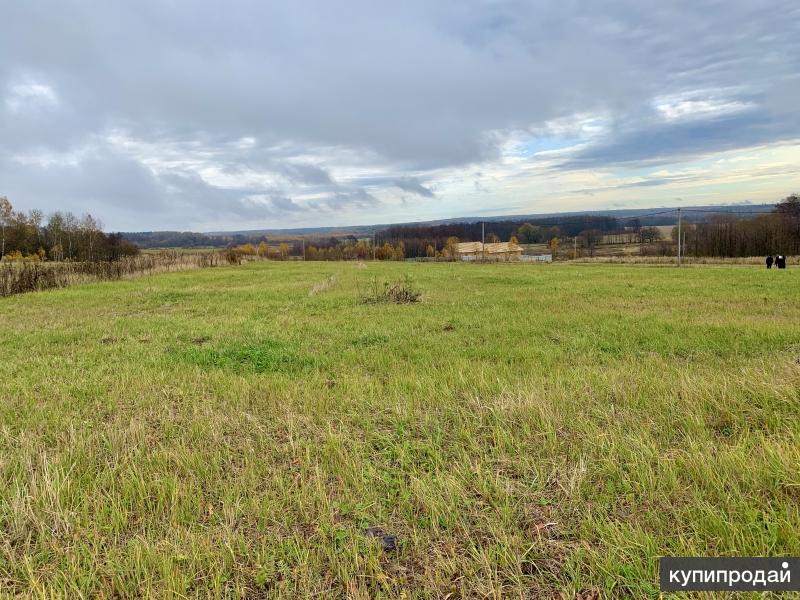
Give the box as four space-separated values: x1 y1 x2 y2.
2 1 799 231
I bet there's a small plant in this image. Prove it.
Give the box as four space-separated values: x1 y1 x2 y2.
360 274 421 304
309 275 336 296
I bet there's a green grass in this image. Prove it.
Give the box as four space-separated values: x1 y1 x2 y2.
0 261 798 598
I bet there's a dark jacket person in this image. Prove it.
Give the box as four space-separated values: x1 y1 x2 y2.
777 255 787 269
767 255 774 269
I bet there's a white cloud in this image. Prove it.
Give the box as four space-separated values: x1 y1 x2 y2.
655 95 755 121
5 81 58 113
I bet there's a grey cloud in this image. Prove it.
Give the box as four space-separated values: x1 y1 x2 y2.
266 195 304 213
279 163 334 186
319 188 379 211
0 150 166 218
393 177 435 198
558 107 800 170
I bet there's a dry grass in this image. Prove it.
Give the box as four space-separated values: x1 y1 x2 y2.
309 275 337 296
0 251 232 297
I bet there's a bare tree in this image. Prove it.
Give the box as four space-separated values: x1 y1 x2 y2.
0 197 13 260
775 193 800 218
80 214 103 261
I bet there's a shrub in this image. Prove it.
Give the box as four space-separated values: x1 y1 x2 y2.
361 275 421 304
224 249 242 265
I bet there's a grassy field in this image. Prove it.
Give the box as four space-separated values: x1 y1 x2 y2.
1 261 798 598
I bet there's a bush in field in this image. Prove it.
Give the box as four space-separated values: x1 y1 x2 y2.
224 249 242 265
360 275 421 304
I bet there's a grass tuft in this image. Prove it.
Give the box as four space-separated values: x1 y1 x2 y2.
176 339 312 374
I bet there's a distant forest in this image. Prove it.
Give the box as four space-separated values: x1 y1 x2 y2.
2 195 798 261
689 196 800 257
122 230 270 249
308 197 799 259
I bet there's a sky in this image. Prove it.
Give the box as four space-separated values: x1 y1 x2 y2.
2 1 799 232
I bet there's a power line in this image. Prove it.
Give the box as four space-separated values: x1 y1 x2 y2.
681 208 775 215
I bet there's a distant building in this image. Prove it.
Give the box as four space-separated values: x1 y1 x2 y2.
456 241 523 261
520 253 552 263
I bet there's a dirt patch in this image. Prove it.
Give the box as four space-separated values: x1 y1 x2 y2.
364 527 398 552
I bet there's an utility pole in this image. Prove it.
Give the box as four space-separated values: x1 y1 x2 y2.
677 207 682 267
481 222 485 262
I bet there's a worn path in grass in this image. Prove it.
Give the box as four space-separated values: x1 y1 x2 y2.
1 262 798 598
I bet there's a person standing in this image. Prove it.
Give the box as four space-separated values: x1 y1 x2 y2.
776 255 787 269
766 255 774 269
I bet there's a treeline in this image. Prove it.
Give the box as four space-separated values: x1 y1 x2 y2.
0 197 139 262
382 216 619 258
231 238 408 260
680 195 800 257
123 230 271 249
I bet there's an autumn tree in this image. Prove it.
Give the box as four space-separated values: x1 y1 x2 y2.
443 236 460 258
549 237 560 257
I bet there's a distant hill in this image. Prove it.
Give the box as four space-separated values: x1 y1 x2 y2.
121 203 776 248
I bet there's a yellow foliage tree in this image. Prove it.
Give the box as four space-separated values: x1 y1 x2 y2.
443 236 460 257
549 237 560 257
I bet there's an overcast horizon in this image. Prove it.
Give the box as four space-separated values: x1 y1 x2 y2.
3 1 799 232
